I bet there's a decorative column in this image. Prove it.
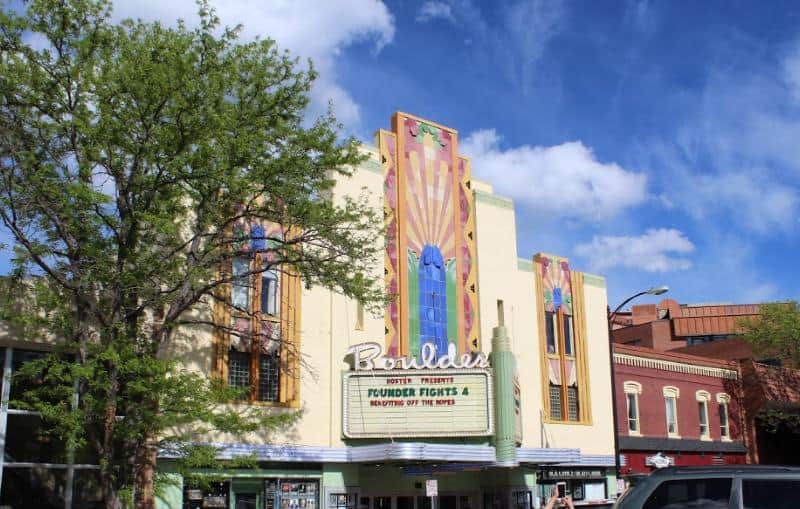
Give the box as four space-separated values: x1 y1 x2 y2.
491 325 518 466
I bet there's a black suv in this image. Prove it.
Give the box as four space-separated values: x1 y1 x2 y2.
612 465 800 509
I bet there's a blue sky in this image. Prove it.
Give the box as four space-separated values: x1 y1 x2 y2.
6 0 800 309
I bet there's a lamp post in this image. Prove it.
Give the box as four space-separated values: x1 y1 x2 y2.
607 285 669 491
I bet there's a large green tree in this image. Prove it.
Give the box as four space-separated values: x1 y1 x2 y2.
740 301 800 368
0 1 381 508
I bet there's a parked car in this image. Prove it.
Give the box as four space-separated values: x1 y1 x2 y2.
613 465 800 509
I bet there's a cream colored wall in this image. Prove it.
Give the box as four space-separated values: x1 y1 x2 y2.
277 146 386 447
471 184 614 456
537 276 615 455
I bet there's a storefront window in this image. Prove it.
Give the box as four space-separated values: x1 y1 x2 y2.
513 491 532 509
265 479 318 509
4 413 68 463
183 481 229 509
1 467 66 508
396 496 413 509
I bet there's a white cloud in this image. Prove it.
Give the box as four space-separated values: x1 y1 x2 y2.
109 0 395 127
574 228 695 273
416 1 455 24
461 129 648 221
683 172 798 234
639 40 800 237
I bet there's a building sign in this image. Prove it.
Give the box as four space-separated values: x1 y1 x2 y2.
345 342 489 371
540 469 606 481
343 342 493 439
645 452 675 469
426 480 438 497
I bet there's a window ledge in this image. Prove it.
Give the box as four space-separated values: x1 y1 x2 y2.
667 433 682 439
720 437 732 442
700 435 712 442
628 430 642 437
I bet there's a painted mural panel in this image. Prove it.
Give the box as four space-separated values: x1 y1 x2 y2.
381 113 480 358
539 254 573 315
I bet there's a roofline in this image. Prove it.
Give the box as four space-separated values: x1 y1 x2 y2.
613 343 739 370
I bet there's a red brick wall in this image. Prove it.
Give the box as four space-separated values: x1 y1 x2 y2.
614 361 743 441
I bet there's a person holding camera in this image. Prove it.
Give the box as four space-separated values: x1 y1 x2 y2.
543 489 575 509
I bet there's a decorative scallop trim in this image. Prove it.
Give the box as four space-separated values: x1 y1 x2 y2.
614 353 738 379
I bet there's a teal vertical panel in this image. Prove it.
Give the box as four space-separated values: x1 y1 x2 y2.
446 259 458 350
491 325 518 466
407 249 420 358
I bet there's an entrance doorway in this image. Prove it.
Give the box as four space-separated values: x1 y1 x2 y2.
235 492 258 509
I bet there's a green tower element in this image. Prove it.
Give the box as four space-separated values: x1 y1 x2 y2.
491 324 519 466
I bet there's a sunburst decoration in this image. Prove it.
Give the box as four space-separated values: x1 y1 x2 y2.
540 254 573 315
403 118 456 260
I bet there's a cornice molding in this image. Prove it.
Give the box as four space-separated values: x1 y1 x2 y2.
614 353 738 379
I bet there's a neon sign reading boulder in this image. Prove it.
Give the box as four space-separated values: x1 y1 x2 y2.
345 342 490 371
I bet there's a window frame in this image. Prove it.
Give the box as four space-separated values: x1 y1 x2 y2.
624 381 643 436
663 386 681 438
535 256 591 425
717 393 731 441
696 390 711 440
215 221 302 408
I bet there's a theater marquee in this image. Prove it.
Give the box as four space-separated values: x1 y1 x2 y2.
342 342 494 439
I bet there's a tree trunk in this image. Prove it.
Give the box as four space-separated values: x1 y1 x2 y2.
102 465 122 509
134 441 158 509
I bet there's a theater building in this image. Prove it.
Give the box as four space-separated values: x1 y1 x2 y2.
612 344 748 477
0 113 618 509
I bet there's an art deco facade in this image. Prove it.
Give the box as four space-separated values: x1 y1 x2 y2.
0 113 619 509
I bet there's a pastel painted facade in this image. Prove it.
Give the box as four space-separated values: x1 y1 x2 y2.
0 113 617 509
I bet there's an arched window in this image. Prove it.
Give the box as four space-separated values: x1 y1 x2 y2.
419 244 449 359
696 390 711 440
624 381 643 435
717 393 731 440
663 386 680 438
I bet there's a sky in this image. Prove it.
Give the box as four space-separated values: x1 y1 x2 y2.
5 0 800 309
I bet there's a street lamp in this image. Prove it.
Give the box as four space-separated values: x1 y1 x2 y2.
606 285 669 491
608 286 669 326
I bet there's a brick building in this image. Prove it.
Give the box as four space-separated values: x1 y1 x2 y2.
610 299 759 351
612 344 748 476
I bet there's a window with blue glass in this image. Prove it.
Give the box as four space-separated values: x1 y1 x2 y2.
418 244 448 359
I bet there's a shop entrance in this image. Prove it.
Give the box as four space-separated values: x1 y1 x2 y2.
358 494 475 509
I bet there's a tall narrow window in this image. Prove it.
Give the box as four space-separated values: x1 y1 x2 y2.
545 312 557 354
261 269 279 315
537 254 586 423
717 393 731 440
419 245 448 359
628 394 639 432
696 390 711 440
624 381 643 435
698 401 709 437
232 257 251 310
563 315 574 356
218 220 299 406
664 386 680 437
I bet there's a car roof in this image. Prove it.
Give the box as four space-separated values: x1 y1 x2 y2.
651 465 800 477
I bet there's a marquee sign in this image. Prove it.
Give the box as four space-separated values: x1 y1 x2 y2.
342 342 493 439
